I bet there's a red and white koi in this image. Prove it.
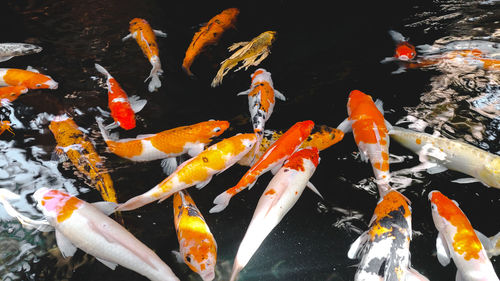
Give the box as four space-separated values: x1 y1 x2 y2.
173 190 217 281
97 118 229 174
123 18 167 92
229 148 320 281
337 90 392 196
117 133 257 211
237 68 285 163
429 190 499 281
348 190 429 281
389 30 417 61
95 63 146 130
210 120 316 213
32 188 180 281
0 67 58 89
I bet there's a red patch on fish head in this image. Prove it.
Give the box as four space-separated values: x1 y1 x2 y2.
347 90 372 115
284 147 319 171
394 42 416 60
37 189 83 223
297 120 315 138
251 69 265 83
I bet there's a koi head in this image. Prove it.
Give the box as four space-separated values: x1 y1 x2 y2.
221 7 240 20
33 187 82 223
395 41 416 60
262 31 277 43
347 90 373 116
129 18 148 31
182 238 217 281
250 68 272 86
27 73 58 89
200 120 230 138
428 190 453 232
294 120 315 139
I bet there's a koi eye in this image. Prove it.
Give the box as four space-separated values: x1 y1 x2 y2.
213 127 221 133
185 255 192 263
431 204 437 211
36 84 42 88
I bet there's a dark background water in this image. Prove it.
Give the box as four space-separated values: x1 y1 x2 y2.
1 0 500 280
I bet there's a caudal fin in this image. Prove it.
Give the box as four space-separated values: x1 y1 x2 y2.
116 191 158 211
209 191 233 213
146 57 163 92
94 63 111 77
211 59 236 87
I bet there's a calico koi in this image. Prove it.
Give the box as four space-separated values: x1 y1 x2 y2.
95 63 147 130
229 148 320 281
49 115 117 203
173 190 217 281
33 188 180 281
211 31 276 87
337 90 393 196
348 190 429 281
429 190 499 281
0 68 58 89
117 133 257 211
389 126 500 189
123 18 167 92
0 43 42 62
182 8 239 76
210 120 315 213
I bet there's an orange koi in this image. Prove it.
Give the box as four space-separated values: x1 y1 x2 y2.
173 190 217 281
95 63 146 130
49 115 116 203
0 85 28 106
123 18 167 92
117 133 257 211
429 190 499 281
182 8 239 76
0 68 58 89
0 121 14 136
389 30 416 61
210 120 315 213
337 90 392 196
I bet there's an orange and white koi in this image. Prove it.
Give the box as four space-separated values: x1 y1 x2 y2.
173 190 217 281
429 190 499 281
97 119 229 174
182 8 239 77
237 68 285 163
117 133 257 211
33 188 180 281
348 190 429 281
211 31 276 87
405 48 500 71
0 43 42 62
237 125 344 166
0 121 14 136
0 85 29 107
49 115 117 203
95 63 146 130
229 148 320 281
0 67 58 89
123 18 167 92
389 30 416 61
210 120 315 213
337 90 392 196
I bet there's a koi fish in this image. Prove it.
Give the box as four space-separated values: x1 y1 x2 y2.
173 190 217 281
182 8 239 76
0 43 42 62
337 90 393 196
237 68 286 163
32 188 180 281
389 30 416 61
429 190 499 281
0 121 14 136
0 67 58 89
49 115 117 203
95 63 147 130
389 126 500 189
123 18 167 92
237 125 344 166
348 190 429 281
404 49 500 71
210 120 315 213
0 85 29 106
117 133 257 211
211 31 276 87
97 118 229 174
229 148 320 281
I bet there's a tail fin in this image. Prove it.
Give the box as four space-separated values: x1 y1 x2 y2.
211 59 236 87
209 191 233 213
96 117 112 142
94 63 111 77
116 191 158 211
388 30 406 43
146 57 163 92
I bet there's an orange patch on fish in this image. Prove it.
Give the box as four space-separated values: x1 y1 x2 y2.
0 85 28 103
129 18 159 60
284 147 319 172
248 81 274 113
416 138 421 145
3 69 53 89
40 189 83 223
107 139 144 158
369 191 411 239
264 189 276 195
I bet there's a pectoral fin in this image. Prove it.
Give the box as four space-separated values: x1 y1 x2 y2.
196 178 212 189
426 164 448 174
436 232 451 266
161 157 178 175
236 89 250 96
0 56 13 62
128 95 147 113
55 230 78 258
122 33 133 41
374 99 384 115
96 257 118 270
307 182 323 199
336 118 353 134
274 90 286 101
347 230 370 259
91 202 118 216
154 30 167 37
475 230 493 253
451 178 480 184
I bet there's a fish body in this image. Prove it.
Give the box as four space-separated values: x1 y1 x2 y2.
389 126 500 189
211 31 276 87
118 133 257 211
98 119 229 162
0 43 42 62
337 90 392 195
123 18 167 92
0 85 28 105
95 63 144 130
49 115 117 203
237 68 285 163
237 125 344 166
173 191 217 281
210 120 314 213
0 68 58 89
229 148 319 281
429 190 499 281
33 188 179 281
348 190 429 281
182 8 239 76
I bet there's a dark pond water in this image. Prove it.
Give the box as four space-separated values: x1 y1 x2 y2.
1 0 500 280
